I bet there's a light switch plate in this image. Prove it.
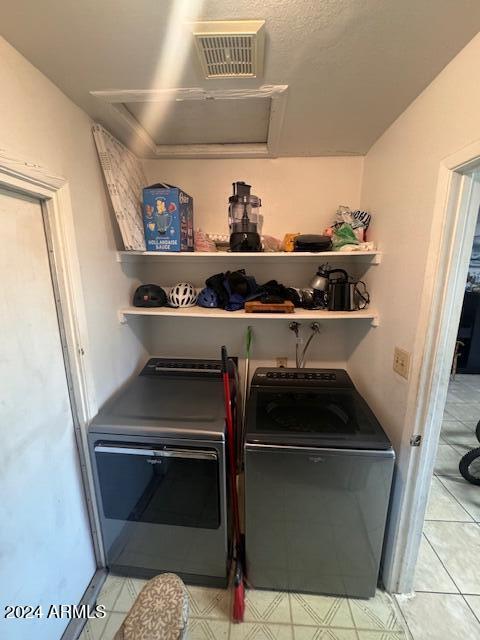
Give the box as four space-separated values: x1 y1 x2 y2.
393 347 410 379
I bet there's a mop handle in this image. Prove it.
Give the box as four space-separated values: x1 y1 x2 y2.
221 347 241 538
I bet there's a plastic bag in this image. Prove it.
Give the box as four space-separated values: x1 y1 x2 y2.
194 229 216 252
332 206 371 242
332 223 359 250
262 235 283 252
335 206 354 225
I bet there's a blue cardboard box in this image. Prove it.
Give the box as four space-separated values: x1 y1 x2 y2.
142 183 194 252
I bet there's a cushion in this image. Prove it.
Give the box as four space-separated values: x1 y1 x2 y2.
113 573 189 640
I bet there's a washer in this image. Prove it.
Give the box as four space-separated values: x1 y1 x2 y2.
88 358 230 587
244 367 395 598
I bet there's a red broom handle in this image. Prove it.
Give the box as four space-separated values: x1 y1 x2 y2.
221 346 241 538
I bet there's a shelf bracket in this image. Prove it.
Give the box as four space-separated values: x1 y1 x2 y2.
371 252 382 265
371 316 380 328
118 309 128 325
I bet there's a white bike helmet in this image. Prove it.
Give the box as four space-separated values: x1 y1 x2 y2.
168 282 198 308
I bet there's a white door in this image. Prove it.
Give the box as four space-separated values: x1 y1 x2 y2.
0 188 95 640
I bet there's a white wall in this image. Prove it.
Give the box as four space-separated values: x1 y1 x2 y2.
0 36 148 407
142 157 364 239
142 156 365 368
347 33 480 589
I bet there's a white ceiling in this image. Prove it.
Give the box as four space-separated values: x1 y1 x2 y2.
2 0 480 157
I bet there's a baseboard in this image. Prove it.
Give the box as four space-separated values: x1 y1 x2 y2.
61 569 107 640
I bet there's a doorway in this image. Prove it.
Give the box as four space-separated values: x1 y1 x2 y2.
403 213 480 638
391 153 480 636
0 186 95 640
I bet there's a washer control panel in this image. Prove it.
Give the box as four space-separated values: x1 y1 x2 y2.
252 367 352 388
265 371 336 381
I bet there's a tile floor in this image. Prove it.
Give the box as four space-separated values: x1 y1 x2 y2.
79 575 409 640
396 374 480 639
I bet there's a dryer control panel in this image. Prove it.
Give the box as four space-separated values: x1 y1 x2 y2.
141 358 223 377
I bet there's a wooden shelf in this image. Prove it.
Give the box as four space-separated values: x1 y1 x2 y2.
119 305 379 326
117 249 382 264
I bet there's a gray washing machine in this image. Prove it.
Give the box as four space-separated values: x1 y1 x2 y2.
244 368 395 598
88 358 230 587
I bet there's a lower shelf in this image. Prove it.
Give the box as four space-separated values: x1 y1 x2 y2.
119 306 379 326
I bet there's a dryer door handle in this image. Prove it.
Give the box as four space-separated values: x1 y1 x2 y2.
94 445 217 460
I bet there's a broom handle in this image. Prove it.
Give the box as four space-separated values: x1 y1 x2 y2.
221 347 241 539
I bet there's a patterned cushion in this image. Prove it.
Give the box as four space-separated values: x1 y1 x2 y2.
113 573 189 640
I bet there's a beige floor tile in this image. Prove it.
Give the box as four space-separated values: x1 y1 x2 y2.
294 627 357 639
433 444 462 477
424 476 473 522
440 422 479 449
113 578 148 613
423 521 480 594
290 593 354 628
96 575 124 610
187 585 232 620
464 595 480 623
395 593 480 640
446 391 463 403
438 476 480 521
444 403 480 423
446 387 477 402
459 419 479 430
230 622 294 640
187 618 230 639
455 374 480 385
100 611 126 640
349 590 403 632
439 420 462 443
413 534 458 593
450 442 480 459
244 589 291 623
356 633 407 640
78 614 108 640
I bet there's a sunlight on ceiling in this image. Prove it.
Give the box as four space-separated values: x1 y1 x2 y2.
130 0 204 147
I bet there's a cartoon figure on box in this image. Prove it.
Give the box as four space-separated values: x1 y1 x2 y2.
154 198 175 235
155 198 172 235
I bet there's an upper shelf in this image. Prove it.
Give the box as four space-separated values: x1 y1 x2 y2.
117 250 382 264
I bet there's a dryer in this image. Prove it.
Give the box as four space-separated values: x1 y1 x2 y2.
244 367 394 598
88 358 230 587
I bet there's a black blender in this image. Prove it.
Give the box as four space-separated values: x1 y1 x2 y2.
228 181 262 252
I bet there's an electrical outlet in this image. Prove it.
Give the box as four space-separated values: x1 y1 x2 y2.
276 357 288 368
393 347 410 379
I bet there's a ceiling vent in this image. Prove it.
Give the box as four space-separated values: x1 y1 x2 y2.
191 20 265 79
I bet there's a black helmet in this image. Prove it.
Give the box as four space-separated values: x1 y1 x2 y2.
133 284 167 307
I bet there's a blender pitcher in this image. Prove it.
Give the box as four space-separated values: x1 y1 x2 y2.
228 181 263 252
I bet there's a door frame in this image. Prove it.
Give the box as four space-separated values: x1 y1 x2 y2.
384 139 480 593
0 149 104 564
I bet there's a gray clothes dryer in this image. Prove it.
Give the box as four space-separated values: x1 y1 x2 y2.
88 358 230 587
244 368 395 599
